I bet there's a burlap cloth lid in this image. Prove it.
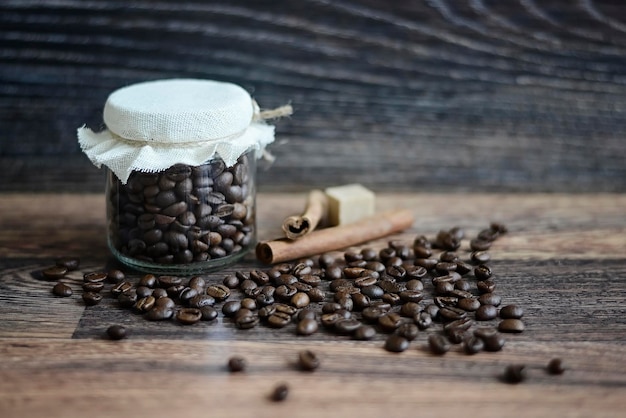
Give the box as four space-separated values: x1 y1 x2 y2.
78 78 287 184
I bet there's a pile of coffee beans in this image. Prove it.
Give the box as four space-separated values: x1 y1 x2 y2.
107 156 255 266
46 222 568 387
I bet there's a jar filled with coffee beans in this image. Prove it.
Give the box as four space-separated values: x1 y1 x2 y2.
78 79 290 273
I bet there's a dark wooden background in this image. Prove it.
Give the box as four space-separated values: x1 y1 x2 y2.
1 0 625 193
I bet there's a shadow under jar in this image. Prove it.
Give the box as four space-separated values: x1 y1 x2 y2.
107 152 257 274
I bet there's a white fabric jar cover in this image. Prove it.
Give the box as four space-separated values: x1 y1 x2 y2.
78 78 288 184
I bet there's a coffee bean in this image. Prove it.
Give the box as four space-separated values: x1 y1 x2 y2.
470 239 491 251
470 251 491 264
463 335 484 354
177 308 202 325
82 291 102 306
400 302 421 317
547 358 565 375
378 312 403 332
298 350 320 371
56 257 80 271
158 276 183 288
228 356 247 372
235 310 259 329
454 279 472 292
457 298 480 312
206 284 230 301
136 285 153 299
396 323 419 341
353 325 376 340
399 290 424 304
475 304 498 321
52 282 72 297
83 271 108 283
111 281 132 297
107 269 126 284
334 318 361 335
133 296 156 313
405 279 424 291
498 319 525 333
482 333 506 352
270 383 289 402
503 364 526 384
385 334 410 353
414 312 433 330
477 279 496 294
268 311 292 328
199 305 218 321
499 305 524 319
290 292 310 309
415 258 438 270
82 281 104 293
117 289 138 308
478 293 501 306
438 306 467 321
474 264 492 280
428 334 450 355
296 318 319 336
106 325 127 340
223 274 240 289
222 300 242 317
361 285 384 299
42 265 68 280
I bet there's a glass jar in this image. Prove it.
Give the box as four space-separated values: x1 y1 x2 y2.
106 151 257 274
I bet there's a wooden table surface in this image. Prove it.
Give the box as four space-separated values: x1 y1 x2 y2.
1 192 625 418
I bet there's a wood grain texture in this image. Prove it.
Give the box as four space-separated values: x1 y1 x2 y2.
1 1 626 193
0 192 625 417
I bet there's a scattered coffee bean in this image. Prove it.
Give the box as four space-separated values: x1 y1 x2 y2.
547 358 565 375
396 323 419 341
270 383 289 402
385 334 410 353
298 350 320 371
228 356 247 372
428 334 450 355
177 308 202 325
83 272 108 283
503 364 526 384
107 269 126 284
498 319 525 333
353 325 376 340
56 257 80 271
475 304 498 321
499 305 524 319
82 291 102 306
463 335 484 354
42 265 68 280
52 282 72 297
199 305 218 321
296 318 319 336
106 325 127 340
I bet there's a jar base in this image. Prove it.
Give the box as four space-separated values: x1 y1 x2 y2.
108 241 253 275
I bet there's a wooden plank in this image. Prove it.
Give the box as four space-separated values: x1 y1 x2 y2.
1 192 626 417
1 1 626 193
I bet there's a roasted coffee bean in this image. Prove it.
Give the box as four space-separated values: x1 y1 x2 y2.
320 312 343 328
166 284 185 298
322 302 342 314
254 293 273 307
470 251 491 264
239 297 257 311
477 279 496 294
235 311 259 329
415 258 438 270
381 293 402 306
133 296 156 313
290 292 310 309
270 383 289 402
222 300 242 317
188 276 206 290
158 276 183 288
386 265 407 280
413 245 432 259
444 317 473 333
478 228 500 242
352 293 371 310
428 334 450 355
470 239 492 251
378 312 404 332
457 298 480 312
111 281 133 296
177 307 202 325
435 262 457 275
547 358 565 375
106 325 127 340
414 312 433 330
117 289 138 308
239 279 257 293
155 296 176 309
106 269 125 283
137 274 156 288
476 304 498 321
396 323 419 341
354 274 378 288
83 271 108 283
474 264 493 280
187 294 215 308
334 318 361 335
482 333 506 352
503 364 526 384
498 319 525 333
446 328 466 344
490 222 508 234
82 291 102 306
400 302 421 317
478 293 501 306
146 305 174 321
82 281 104 293
223 274 240 289
360 306 386 322
352 325 376 341
249 269 270 285
455 260 473 275
268 312 292 328
299 274 322 287
52 282 73 297
361 285 384 299
228 356 247 372
385 334 410 353
405 279 424 291
435 281 454 295
298 350 320 371
199 305 218 321
206 284 230 301
399 290 423 304
275 285 298 301
377 280 404 294
438 306 467 321
463 335 484 354
296 318 319 336
42 265 68 280
56 257 80 271
152 288 168 299
499 305 524 319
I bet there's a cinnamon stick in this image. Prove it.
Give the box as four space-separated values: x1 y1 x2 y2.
257 209 414 264
281 189 328 240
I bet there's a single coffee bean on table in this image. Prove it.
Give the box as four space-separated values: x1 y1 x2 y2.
547 358 565 375
298 350 320 371
498 318 525 333
503 364 526 384
82 291 103 306
296 318 318 336
385 334 410 353
499 305 524 319
52 282 73 297
428 334 451 355
270 383 289 402
42 265 68 280
228 356 247 373
106 325 128 340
